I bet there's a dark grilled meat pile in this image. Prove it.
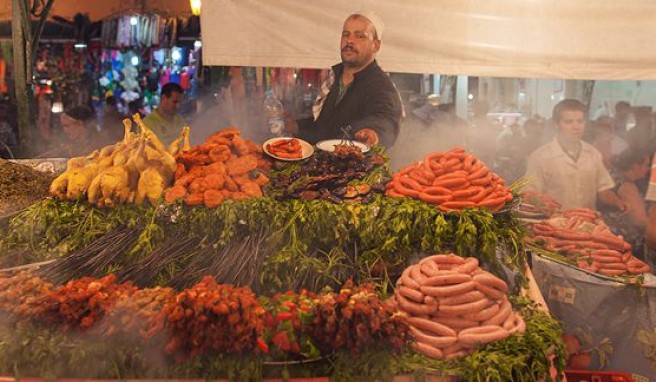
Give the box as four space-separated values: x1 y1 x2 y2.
267 148 388 204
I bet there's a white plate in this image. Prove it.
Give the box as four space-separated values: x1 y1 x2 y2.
315 139 370 153
262 137 314 161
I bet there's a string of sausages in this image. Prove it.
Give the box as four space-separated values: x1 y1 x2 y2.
527 208 651 276
394 254 525 360
385 147 513 212
519 190 562 217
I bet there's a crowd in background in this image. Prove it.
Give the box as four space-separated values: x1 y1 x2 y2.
400 97 656 191
475 100 655 271
391 96 656 272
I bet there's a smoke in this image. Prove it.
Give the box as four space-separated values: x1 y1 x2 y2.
387 116 468 172
30 113 122 160
189 87 270 146
387 110 554 187
25 81 555 190
0 278 172 378
188 88 544 186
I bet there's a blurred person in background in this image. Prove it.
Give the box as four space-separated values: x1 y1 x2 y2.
53 105 102 157
388 94 462 171
128 98 145 119
0 120 17 158
438 103 468 129
410 94 442 128
641 150 656 270
190 87 233 145
613 101 632 137
502 117 552 180
524 99 626 211
601 148 650 261
142 82 186 144
0 101 17 158
523 117 548 156
466 100 497 167
61 106 94 141
591 117 629 171
625 106 655 155
494 122 527 183
591 100 612 121
101 96 125 142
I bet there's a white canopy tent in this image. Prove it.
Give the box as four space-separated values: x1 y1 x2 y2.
202 0 656 80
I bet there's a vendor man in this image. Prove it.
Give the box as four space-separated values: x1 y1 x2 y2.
523 99 626 211
286 11 402 148
143 82 186 144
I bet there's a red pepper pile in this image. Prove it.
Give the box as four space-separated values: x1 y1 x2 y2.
261 289 317 357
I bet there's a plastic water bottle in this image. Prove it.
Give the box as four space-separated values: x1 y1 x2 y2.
263 90 285 137
626 113 636 132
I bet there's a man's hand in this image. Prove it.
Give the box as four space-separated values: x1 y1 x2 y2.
598 189 627 214
354 128 379 146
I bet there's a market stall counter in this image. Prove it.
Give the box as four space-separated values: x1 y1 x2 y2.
0 121 565 381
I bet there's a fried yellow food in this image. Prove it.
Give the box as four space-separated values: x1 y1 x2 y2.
50 114 192 208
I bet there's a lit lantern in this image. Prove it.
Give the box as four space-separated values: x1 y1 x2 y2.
51 100 63 114
190 0 201 16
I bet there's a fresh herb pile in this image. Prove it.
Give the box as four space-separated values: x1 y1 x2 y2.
0 199 152 268
0 193 526 293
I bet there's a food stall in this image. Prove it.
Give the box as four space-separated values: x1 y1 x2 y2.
0 116 564 380
2 0 656 380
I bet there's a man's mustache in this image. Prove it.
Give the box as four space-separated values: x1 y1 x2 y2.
342 46 357 53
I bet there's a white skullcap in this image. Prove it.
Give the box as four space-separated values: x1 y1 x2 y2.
352 10 384 40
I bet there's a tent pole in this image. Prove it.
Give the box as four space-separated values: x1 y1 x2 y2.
12 0 33 158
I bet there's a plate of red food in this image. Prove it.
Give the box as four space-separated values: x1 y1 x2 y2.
263 137 314 161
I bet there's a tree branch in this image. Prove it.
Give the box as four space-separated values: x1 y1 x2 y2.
30 0 44 17
31 0 55 59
